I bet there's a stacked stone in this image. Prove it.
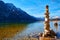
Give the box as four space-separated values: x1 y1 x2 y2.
43 5 50 37
42 5 56 38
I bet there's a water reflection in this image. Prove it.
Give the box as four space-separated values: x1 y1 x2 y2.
14 21 60 39
0 23 28 39
15 21 60 36
0 21 60 39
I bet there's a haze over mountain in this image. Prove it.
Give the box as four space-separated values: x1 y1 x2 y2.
0 1 40 23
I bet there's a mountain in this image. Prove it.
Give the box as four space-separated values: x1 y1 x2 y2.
0 1 39 23
36 17 45 21
50 16 60 21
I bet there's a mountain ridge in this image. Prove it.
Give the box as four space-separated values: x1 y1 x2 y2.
0 1 39 23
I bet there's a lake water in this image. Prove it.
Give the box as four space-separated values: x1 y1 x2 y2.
0 21 60 39
13 21 60 39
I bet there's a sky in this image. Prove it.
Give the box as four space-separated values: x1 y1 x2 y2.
2 0 60 18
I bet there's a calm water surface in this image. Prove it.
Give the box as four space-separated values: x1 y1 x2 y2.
14 21 60 39
0 21 60 39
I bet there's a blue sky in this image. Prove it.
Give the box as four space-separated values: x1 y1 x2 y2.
2 0 60 17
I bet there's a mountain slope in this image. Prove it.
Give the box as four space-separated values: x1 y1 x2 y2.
0 1 38 23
